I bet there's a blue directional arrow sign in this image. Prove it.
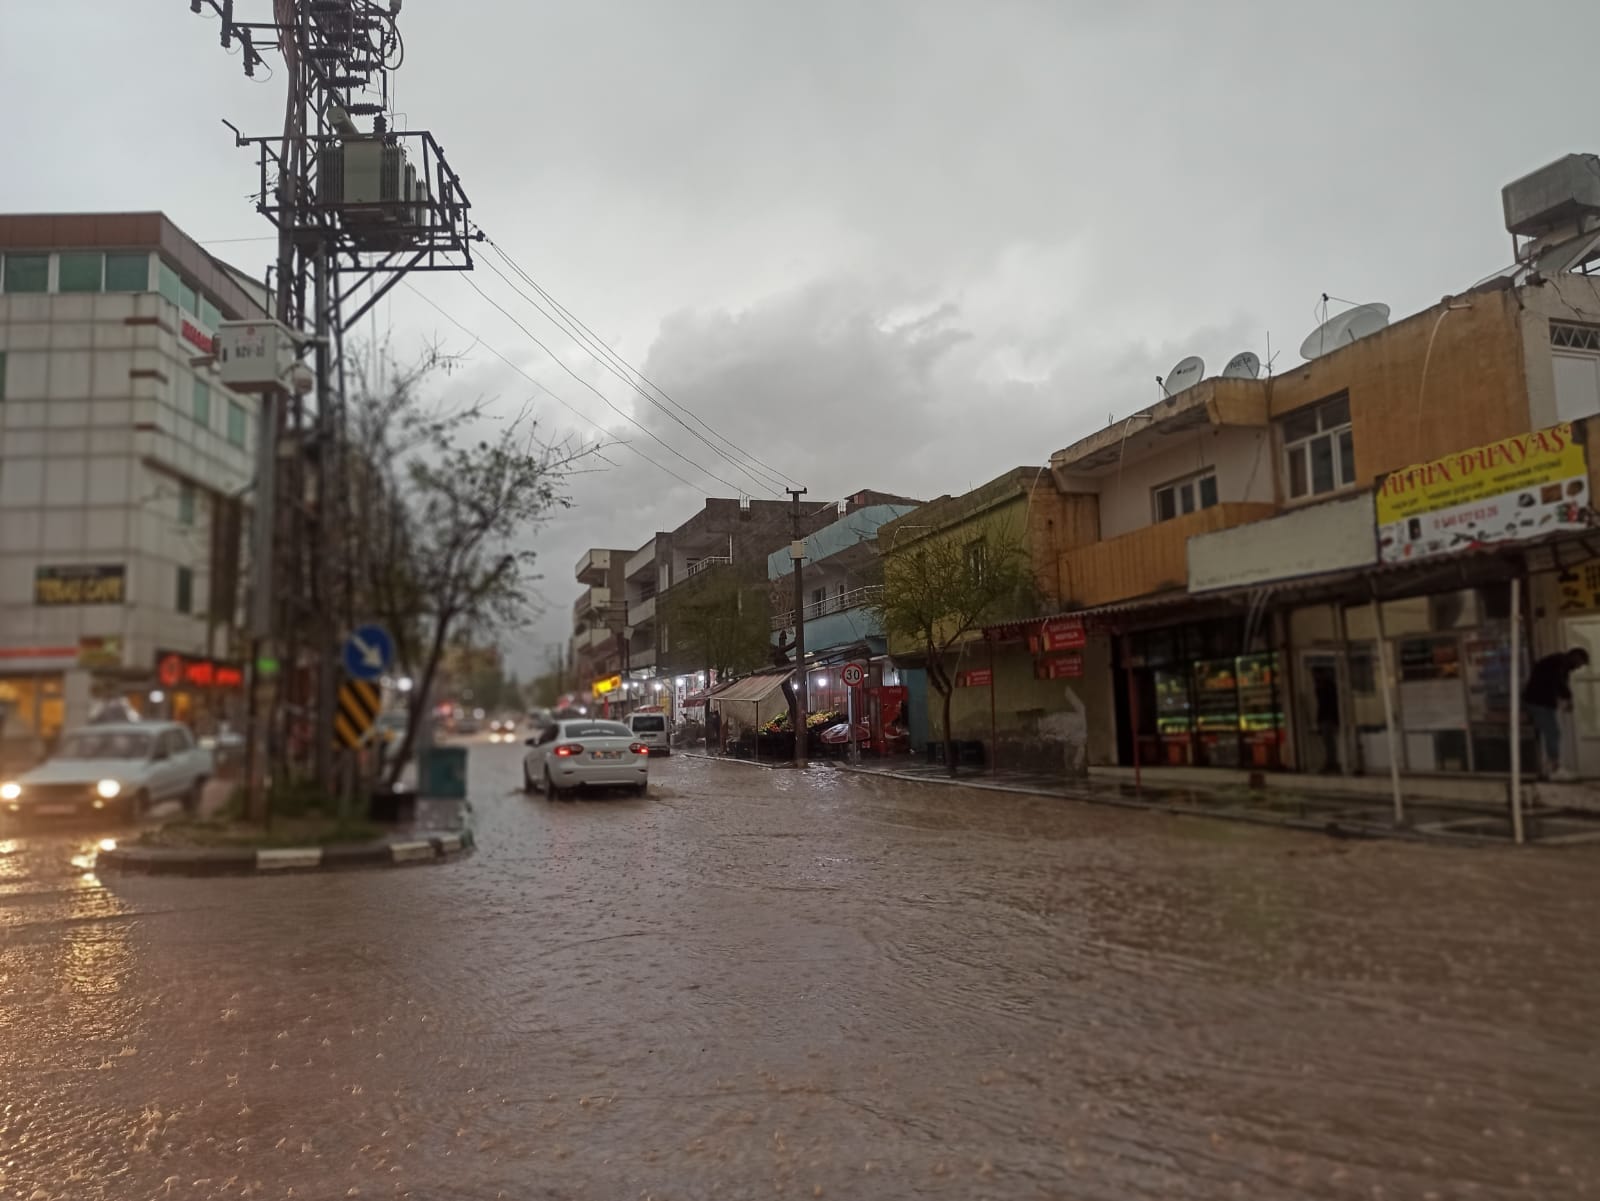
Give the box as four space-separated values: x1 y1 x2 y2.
342 623 395 682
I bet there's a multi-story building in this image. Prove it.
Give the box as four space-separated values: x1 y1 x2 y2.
0 213 267 764
571 547 630 709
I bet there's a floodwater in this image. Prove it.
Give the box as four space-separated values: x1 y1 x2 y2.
1 746 1596 1198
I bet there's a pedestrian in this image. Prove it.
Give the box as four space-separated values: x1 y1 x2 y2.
1311 666 1341 774
707 707 721 755
1522 647 1590 782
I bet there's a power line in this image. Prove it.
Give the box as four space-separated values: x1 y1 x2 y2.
479 235 800 495
457 270 757 497
405 282 703 492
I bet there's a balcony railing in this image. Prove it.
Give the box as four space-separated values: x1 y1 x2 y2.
771 584 882 631
686 555 733 579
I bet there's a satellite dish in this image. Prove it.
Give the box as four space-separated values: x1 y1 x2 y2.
1222 350 1261 379
1300 302 1391 361
1163 355 1205 395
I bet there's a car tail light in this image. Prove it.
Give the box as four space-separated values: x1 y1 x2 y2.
554 744 582 757
629 743 650 755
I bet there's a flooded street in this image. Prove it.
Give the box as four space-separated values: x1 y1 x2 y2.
1 745 1597 1199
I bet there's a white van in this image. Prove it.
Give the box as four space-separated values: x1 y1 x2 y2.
628 710 670 756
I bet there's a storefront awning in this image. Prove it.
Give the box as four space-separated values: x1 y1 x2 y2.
710 671 792 704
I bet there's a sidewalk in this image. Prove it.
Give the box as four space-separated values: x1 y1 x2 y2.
828 759 1600 847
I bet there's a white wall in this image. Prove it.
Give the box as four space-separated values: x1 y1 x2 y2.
1090 425 1274 540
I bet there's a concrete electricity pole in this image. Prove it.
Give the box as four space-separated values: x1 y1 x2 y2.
787 487 808 768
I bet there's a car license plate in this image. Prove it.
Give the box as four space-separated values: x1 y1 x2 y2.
593 750 622 760
36 804 75 816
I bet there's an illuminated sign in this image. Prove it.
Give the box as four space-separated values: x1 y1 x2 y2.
592 674 623 696
156 651 246 690
35 564 125 606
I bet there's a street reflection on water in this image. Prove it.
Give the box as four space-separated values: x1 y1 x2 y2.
0 747 1595 1199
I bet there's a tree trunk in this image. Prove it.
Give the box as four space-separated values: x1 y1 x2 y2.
383 611 452 790
941 685 957 777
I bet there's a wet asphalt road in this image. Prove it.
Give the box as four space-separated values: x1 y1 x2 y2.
1 743 1597 1200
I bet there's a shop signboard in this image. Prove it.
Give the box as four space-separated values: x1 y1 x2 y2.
76 636 124 669
592 674 622 696
1035 654 1084 680
956 668 992 688
1038 617 1086 652
156 651 246 690
1376 423 1589 564
34 564 125 606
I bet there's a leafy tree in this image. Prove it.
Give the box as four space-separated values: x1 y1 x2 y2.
871 526 1036 775
340 345 589 796
663 565 773 682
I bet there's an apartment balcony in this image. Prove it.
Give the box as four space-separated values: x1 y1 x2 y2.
575 549 611 586
628 645 657 670
770 584 884 652
625 539 657 585
1058 503 1277 609
627 593 657 628
685 554 733 579
573 585 611 622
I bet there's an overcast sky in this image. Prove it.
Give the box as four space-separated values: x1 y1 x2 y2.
5 0 1599 676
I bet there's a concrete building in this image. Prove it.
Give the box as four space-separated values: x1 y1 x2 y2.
571 547 630 709
0 213 267 764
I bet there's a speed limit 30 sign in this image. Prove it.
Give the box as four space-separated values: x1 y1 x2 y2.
841 661 867 688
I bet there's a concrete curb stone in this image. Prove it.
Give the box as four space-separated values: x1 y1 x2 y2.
96 818 476 877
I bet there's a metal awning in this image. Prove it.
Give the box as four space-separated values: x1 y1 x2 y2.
709 671 792 704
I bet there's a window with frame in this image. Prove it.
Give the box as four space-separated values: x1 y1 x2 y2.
1152 470 1218 523
3 254 48 293
193 379 211 427
178 482 197 527
176 566 194 615
105 252 150 292
1281 393 1356 500
967 539 988 584
1551 321 1600 423
226 400 247 447
58 252 104 293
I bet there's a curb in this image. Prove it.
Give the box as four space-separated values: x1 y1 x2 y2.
827 763 1538 848
96 825 475 877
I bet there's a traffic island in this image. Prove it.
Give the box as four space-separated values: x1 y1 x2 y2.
96 825 473 876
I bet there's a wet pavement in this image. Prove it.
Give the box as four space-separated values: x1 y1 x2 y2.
2 744 1597 1199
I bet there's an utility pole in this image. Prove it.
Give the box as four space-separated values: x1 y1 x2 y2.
187 0 477 816
787 487 808 767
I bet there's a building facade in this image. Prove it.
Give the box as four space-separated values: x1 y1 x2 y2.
0 213 267 764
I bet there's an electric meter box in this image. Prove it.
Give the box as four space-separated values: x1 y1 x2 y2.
215 320 295 393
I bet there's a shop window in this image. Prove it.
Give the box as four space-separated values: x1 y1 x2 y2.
178 481 197 527
58 252 103 293
1153 470 1218 523
193 379 211 427
3 254 48 293
176 566 194 615
104 252 150 292
226 400 247 447
1281 393 1356 500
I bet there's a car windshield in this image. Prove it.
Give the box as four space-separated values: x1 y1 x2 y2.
562 722 632 739
58 731 152 760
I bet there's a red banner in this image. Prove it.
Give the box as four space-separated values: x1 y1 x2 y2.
1035 653 1083 680
956 668 993 688
1040 617 1086 651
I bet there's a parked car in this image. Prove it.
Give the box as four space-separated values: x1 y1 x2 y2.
522 719 650 798
627 710 671 755
0 722 212 821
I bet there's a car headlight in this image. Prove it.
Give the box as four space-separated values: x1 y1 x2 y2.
96 779 122 799
0 782 19 801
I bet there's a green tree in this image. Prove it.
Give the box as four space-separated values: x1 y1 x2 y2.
872 527 1036 775
664 565 773 681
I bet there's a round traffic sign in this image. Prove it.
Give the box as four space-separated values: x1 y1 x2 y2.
841 662 866 688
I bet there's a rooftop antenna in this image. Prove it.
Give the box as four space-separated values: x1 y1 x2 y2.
1300 298 1390 360
1162 355 1205 396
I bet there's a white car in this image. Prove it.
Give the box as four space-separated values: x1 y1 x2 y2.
523 719 650 798
1 722 213 822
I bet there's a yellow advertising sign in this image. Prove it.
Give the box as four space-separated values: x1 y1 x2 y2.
1376 424 1589 563
592 674 622 696
34 564 126 606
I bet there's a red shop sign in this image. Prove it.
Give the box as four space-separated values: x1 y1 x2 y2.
180 318 214 354
1035 653 1084 680
957 668 993 688
155 650 247 690
1040 617 1086 652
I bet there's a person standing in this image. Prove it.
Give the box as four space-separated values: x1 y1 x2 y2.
1311 666 1341 774
1522 647 1590 782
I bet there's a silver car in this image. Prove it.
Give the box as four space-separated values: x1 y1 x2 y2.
522 719 649 798
1 723 212 821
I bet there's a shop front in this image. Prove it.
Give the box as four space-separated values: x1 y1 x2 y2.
153 650 247 733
